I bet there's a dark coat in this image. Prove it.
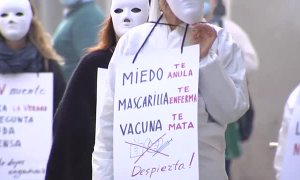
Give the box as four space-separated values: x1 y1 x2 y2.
44 59 66 114
46 49 112 180
0 58 65 115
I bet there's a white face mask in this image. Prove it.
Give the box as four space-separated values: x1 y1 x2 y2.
0 0 33 41
59 0 80 7
111 0 149 37
166 0 204 24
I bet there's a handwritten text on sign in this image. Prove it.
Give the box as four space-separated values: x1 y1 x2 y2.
113 45 200 180
0 73 53 180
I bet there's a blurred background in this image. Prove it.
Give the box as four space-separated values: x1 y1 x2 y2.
34 0 300 179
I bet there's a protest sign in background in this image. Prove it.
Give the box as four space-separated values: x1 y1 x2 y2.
0 73 53 180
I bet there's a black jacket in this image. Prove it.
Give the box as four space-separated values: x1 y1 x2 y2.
46 49 112 180
44 59 66 114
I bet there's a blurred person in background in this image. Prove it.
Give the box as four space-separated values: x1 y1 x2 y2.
54 0 104 81
204 0 259 74
46 0 150 180
204 0 259 179
0 0 65 115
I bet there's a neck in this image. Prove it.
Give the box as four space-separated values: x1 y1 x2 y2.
164 14 182 30
6 38 27 51
161 7 182 30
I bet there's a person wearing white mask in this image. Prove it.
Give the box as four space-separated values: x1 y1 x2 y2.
45 0 150 180
0 0 65 113
111 0 150 39
53 0 104 81
0 1 32 42
93 0 249 179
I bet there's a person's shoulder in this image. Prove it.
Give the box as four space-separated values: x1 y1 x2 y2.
223 18 241 28
206 22 226 40
80 49 113 69
208 21 236 43
124 23 155 38
121 23 156 42
116 23 154 53
64 49 112 80
222 18 247 35
82 49 113 61
207 23 222 32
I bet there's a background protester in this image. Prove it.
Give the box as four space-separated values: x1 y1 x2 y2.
92 0 249 179
46 0 150 179
0 0 65 115
204 0 259 178
53 0 104 81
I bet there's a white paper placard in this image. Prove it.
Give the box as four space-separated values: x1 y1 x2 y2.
113 45 200 180
96 68 108 137
0 73 53 180
281 104 300 180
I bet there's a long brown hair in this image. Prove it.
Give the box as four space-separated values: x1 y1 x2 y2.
87 16 117 52
27 0 63 64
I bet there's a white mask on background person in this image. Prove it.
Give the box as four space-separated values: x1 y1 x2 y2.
111 0 149 37
166 0 204 24
59 0 80 7
0 0 33 41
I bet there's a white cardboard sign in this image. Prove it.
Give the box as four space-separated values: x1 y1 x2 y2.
113 45 200 180
281 103 300 180
0 73 53 180
96 68 108 137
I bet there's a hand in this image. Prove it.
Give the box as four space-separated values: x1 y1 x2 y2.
190 23 217 58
